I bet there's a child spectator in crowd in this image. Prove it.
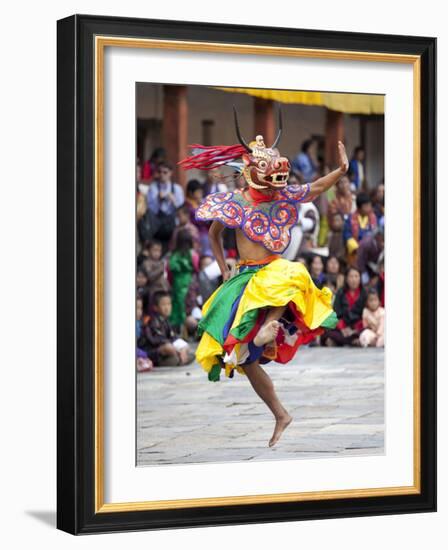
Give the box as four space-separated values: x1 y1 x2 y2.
343 192 377 262
169 204 201 253
309 255 326 289
321 267 367 347
167 229 200 336
359 288 385 348
140 239 170 306
140 291 195 366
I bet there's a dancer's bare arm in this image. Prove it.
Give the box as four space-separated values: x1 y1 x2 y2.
306 141 349 201
209 221 231 281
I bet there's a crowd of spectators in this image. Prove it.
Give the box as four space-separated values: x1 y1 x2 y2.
135 139 385 372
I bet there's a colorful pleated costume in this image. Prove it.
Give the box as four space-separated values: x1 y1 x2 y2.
193 186 338 382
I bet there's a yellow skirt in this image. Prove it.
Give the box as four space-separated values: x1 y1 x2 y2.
196 258 337 381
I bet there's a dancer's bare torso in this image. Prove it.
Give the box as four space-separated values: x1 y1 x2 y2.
209 219 272 281
235 227 273 261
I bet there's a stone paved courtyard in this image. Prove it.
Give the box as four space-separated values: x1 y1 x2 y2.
137 347 384 466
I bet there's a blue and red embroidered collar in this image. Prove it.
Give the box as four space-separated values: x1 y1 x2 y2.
195 183 311 253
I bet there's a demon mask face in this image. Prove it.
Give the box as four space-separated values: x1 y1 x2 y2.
234 108 291 190
178 106 291 190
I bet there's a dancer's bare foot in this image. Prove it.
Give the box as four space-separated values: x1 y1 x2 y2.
269 413 293 447
254 320 281 347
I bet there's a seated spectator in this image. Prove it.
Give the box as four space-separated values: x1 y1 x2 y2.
321 267 367 347
140 239 170 305
328 212 346 262
169 204 201 252
343 192 377 259
356 227 384 286
325 255 345 295
309 255 327 289
167 229 200 336
359 288 385 348
146 161 185 252
142 291 195 366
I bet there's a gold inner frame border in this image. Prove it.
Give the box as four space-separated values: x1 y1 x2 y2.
94 36 421 513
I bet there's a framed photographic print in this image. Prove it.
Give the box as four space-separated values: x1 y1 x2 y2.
57 14 436 534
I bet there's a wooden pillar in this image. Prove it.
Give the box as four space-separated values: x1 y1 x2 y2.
162 85 188 187
254 98 275 146
324 109 345 169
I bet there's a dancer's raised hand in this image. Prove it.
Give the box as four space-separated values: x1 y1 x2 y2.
338 141 349 174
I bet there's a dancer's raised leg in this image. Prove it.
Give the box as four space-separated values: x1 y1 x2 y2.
253 305 287 347
242 360 292 447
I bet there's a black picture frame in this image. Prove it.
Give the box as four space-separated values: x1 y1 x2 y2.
57 14 436 535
